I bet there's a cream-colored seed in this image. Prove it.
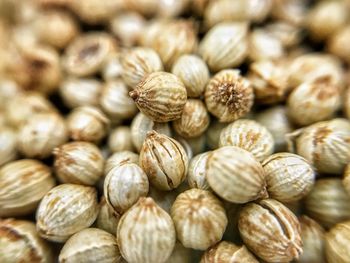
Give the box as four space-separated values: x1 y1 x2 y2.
53 141 104 186
270 0 307 26
0 159 55 217
117 197 176 263
6 92 56 128
130 71 187 122
109 11 146 47
325 221 350 263
70 0 123 24
200 241 259 263
205 69 254 122
288 54 344 89
62 33 117 77
59 228 121 263
6 45 62 95
328 25 350 64
298 215 326 263
140 131 188 191
248 60 289 104
171 189 227 250
0 127 17 167
219 119 274 161
123 0 158 17
187 152 211 190
100 80 138 121
34 9 78 49
104 163 149 213
121 47 163 88
306 1 348 42
149 20 198 69
265 22 302 48
0 78 21 111
171 54 209 98
157 0 190 18
287 118 350 174
108 126 134 153
131 112 172 152
104 151 139 174
59 78 102 109
96 197 120 235
199 22 248 72
18 113 68 159
206 120 227 150
138 19 168 47
0 219 53 263
204 0 271 28
36 184 99 242
238 199 302 262
255 106 293 151
305 178 350 228
248 29 284 62
287 77 341 126
263 153 315 203
67 106 110 143
101 52 123 81
206 146 267 203
173 99 210 138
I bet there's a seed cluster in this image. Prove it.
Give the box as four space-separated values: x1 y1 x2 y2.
1 0 350 262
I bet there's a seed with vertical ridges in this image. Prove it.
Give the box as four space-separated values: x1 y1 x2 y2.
0 159 55 217
219 119 274 161
58 228 122 263
104 162 149 214
117 197 176 263
325 220 350 263
200 241 259 263
140 131 188 191
262 153 315 202
171 188 228 250
0 219 54 263
36 184 98 242
206 146 267 203
173 99 210 138
238 199 303 262
53 141 104 186
130 72 187 122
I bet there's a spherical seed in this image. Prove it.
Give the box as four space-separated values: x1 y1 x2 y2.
130 72 187 122
117 197 176 263
171 189 228 250
205 69 253 123
206 146 267 203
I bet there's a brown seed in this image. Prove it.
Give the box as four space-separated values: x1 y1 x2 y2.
299 215 326 263
304 178 350 228
130 71 187 122
53 141 104 186
171 189 228 250
205 69 254 122
325 220 350 263
140 131 188 191
206 146 267 203
173 99 210 138
0 219 53 263
200 241 259 263
238 199 303 262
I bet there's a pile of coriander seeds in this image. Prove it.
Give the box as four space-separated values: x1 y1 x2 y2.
1 0 350 262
